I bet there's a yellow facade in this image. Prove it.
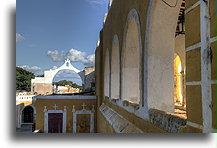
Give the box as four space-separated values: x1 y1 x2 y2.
18 96 97 133
34 98 96 133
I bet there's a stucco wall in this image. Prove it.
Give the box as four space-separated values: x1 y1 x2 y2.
31 83 53 95
95 0 216 133
33 97 97 133
185 0 216 132
102 0 149 103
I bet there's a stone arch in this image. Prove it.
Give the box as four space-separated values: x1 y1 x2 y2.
45 59 83 84
121 8 142 104
111 34 120 100
144 0 183 112
31 59 84 95
104 48 110 98
21 105 36 124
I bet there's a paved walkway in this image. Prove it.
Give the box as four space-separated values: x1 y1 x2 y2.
16 124 33 133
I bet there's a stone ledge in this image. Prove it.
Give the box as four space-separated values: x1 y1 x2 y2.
111 98 120 103
149 109 187 133
122 100 140 110
105 96 110 100
99 104 143 133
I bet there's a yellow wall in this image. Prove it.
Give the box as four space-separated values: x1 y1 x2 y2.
96 0 216 133
33 98 97 133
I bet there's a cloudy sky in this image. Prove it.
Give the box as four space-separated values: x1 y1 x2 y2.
16 0 109 84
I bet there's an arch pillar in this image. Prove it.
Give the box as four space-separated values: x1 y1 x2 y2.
145 0 182 113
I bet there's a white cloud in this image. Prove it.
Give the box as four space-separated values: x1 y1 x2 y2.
16 33 24 42
18 65 41 74
86 54 95 65
66 49 87 63
47 48 95 66
47 50 65 62
86 0 108 5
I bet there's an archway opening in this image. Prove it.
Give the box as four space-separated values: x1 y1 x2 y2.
122 18 140 104
174 54 183 106
146 0 186 114
111 36 120 100
104 49 110 98
52 70 82 94
22 106 34 123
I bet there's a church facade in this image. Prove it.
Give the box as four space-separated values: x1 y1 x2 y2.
17 95 97 133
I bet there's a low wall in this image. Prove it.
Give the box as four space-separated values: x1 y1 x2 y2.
149 109 187 133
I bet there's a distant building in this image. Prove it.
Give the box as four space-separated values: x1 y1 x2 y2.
83 66 95 92
54 85 80 94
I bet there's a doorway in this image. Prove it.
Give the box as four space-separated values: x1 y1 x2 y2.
22 106 34 123
48 113 63 133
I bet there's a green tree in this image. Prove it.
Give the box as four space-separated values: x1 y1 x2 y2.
37 74 44 77
53 80 82 89
16 67 35 91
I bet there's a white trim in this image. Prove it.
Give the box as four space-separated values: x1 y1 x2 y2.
187 121 203 130
185 42 201 52
200 0 212 133
186 80 217 85
210 80 217 84
104 48 111 99
121 8 142 104
20 105 36 125
44 106 67 133
186 81 202 85
185 37 216 52
209 36 217 43
111 34 120 101
185 0 201 14
143 0 155 114
17 105 21 128
187 122 217 132
72 104 95 133
34 95 96 100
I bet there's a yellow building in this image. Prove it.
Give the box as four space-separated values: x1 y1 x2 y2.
17 95 97 133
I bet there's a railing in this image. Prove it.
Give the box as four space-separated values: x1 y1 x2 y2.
16 95 35 102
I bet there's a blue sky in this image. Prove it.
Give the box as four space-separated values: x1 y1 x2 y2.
16 0 109 84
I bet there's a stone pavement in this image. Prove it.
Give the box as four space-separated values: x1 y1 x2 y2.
16 124 33 133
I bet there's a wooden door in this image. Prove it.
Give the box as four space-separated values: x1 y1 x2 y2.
48 113 63 133
76 114 90 133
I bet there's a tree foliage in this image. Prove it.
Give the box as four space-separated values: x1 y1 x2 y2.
37 74 44 77
53 80 82 89
16 67 35 91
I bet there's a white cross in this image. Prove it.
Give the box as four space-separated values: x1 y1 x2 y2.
44 106 47 112
53 104 58 110
82 103 86 110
